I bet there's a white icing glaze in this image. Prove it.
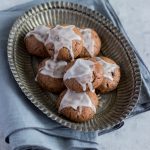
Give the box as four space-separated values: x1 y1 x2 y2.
80 28 95 57
64 59 94 91
59 90 96 113
96 57 119 81
39 59 67 78
45 25 81 60
26 25 50 43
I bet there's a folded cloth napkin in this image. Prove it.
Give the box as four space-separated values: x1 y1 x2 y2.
0 0 150 150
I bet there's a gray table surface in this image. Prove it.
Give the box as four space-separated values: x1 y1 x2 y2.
0 0 150 149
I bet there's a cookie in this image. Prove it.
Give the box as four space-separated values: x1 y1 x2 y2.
96 56 120 93
45 25 83 61
36 58 67 93
78 28 101 58
63 58 104 92
56 89 99 122
25 25 50 57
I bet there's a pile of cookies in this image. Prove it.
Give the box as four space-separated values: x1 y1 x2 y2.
25 25 121 122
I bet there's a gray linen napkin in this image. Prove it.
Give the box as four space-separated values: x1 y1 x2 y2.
1 0 150 149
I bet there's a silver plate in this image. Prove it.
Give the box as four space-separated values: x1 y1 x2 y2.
7 1 141 131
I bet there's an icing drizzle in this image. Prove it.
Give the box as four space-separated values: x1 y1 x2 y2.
80 28 95 57
26 25 50 43
59 90 96 113
26 25 81 61
64 59 94 91
39 59 67 78
45 25 81 60
96 57 119 81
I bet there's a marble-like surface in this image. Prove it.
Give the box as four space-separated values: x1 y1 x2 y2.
110 0 150 70
0 0 150 150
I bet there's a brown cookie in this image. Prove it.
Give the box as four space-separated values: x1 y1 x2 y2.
25 35 49 57
78 29 101 58
63 58 104 92
25 25 50 57
56 90 99 122
96 56 121 93
45 25 83 61
36 58 67 93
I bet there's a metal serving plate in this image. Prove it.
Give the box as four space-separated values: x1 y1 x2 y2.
7 1 141 131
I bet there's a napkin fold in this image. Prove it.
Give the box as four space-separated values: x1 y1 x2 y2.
0 0 150 150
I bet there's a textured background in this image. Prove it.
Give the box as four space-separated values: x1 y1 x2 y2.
0 0 150 149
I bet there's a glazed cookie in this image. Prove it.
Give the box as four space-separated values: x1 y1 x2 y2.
36 58 67 93
63 58 104 92
56 89 99 122
96 56 120 93
45 25 83 61
78 28 101 58
25 25 50 57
